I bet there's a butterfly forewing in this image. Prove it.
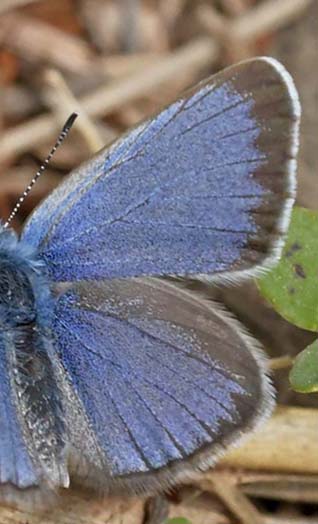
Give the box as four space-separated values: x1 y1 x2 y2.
22 57 299 283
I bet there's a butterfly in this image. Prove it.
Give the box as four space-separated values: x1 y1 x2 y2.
0 57 300 509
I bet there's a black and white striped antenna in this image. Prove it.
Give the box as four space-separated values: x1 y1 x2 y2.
4 112 78 229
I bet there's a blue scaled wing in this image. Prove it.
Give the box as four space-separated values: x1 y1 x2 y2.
22 58 300 282
53 278 274 490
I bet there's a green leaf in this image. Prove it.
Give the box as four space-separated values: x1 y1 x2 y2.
258 207 318 331
290 340 318 393
165 519 192 524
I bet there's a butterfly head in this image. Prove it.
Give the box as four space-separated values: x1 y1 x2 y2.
0 223 54 329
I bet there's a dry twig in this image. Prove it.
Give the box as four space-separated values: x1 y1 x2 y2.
198 0 312 55
269 355 293 370
43 69 108 153
0 0 42 14
221 406 318 474
232 0 313 41
0 13 94 75
208 475 264 524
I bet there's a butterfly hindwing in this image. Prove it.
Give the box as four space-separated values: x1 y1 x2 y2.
52 278 273 491
22 57 299 282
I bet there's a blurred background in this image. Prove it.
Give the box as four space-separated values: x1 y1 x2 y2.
0 1 317 522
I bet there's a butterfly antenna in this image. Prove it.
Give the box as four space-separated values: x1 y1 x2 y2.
4 112 78 228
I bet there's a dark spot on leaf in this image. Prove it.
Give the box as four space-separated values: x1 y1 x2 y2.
285 242 302 257
294 263 306 279
288 287 295 295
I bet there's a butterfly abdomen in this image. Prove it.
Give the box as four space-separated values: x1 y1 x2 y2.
10 323 68 483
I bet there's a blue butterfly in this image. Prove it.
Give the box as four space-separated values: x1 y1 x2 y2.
0 57 300 509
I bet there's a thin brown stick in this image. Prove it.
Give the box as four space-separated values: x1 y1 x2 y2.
99 53 166 78
0 0 42 14
269 355 293 370
207 475 264 524
2 54 164 122
198 0 312 44
264 517 315 524
232 0 313 41
0 13 94 75
221 406 318 474
82 37 218 116
205 470 318 504
43 69 108 154
241 474 318 504
0 37 218 162
196 5 229 42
